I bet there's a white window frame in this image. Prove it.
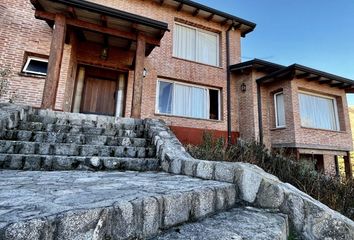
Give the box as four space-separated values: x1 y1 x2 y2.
274 92 286 128
298 91 340 131
22 56 48 76
173 22 220 67
155 79 221 120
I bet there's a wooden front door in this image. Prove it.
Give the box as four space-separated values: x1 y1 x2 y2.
81 67 119 116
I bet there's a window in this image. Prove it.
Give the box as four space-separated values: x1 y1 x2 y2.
274 92 285 127
157 80 220 120
299 92 339 131
22 56 48 76
173 23 219 66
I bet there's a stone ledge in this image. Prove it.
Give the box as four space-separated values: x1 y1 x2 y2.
146 118 354 239
0 171 236 240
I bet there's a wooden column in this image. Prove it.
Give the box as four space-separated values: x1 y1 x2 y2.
41 14 66 109
131 33 146 118
344 151 353 179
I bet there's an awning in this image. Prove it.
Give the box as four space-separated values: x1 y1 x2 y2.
257 64 354 93
230 59 354 92
31 0 169 55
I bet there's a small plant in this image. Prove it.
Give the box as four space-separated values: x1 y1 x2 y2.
186 132 354 220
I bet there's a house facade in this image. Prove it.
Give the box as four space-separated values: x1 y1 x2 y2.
0 0 353 177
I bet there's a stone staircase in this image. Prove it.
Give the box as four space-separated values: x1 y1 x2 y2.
0 109 159 172
2 104 354 240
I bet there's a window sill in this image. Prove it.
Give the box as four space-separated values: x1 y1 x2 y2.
154 113 222 123
172 57 223 70
300 126 346 133
18 72 46 79
270 126 287 131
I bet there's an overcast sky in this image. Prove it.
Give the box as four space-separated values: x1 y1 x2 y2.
194 0 354 105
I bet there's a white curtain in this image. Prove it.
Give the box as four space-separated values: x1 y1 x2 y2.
197 31 218 66
275 93 285 127
190 87 208 119
173 84 192 117
173 24 196 61
299 93 338 130
169 83 209 119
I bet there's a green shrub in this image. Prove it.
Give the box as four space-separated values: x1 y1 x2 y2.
186 132 354 220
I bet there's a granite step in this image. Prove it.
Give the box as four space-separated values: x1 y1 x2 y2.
0 130 148 147
155 207 289 240
27 114 145 129
0 154 159 171
0 140 156 157
0 170 237 240
17 122 145 137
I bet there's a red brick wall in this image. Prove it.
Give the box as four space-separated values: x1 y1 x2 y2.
1 0 242 135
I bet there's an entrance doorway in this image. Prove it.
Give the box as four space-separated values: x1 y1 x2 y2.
72 66 126 117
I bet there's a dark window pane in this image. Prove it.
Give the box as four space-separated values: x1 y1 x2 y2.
209 89 219 120
25 59 48 75
158 81 173 114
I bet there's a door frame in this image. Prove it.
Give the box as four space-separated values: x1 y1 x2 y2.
72 64 128 117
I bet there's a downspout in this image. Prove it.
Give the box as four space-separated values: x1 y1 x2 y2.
226 24 234 145
257 80 263 144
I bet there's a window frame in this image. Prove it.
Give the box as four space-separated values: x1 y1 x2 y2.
274 91 286 128
22 56 48 76
155 79 221 121
298 91 340 131
173 22 220 67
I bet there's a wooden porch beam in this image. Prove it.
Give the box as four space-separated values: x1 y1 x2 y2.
192 8 200 17
131 33 146 118
177 3 184 11
221 18 229 26
206 13 215 21
344 152 353 179
35 10 160 46
41 14 66 109
296 72 310 79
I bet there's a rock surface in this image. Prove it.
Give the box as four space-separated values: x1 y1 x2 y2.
0 170 236 239
155 207 288 240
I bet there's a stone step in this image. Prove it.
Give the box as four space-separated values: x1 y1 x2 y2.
0 154 159 171
17 122 145 137
155 207 289 240
0 140 156 157
33 110 144 126
0 130 149 147
0 170 237 240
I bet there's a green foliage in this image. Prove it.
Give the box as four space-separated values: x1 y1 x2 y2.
186 132 354 220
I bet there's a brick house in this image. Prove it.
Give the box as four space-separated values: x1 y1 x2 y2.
0 0 353 177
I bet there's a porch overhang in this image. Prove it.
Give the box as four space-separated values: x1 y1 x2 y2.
31 0 169 55
256 64 354 92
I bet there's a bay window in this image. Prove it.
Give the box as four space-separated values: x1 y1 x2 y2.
157 80 220 120
274 92 285 128
299 92 339 131
173 23 219 66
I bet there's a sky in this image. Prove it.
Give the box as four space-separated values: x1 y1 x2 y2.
194 0 354 105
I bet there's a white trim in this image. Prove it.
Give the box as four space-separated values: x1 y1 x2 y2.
298 91 340 131
156 78 221 120
274 92 286 128
22 56 48 76
173 22 220 67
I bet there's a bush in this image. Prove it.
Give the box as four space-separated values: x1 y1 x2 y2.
186 132 354 220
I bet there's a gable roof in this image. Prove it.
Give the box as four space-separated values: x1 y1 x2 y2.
230 59 354 92
157 0 256 36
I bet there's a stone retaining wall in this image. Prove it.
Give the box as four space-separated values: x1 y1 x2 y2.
146 118 354 239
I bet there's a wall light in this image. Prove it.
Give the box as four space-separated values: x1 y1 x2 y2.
241 83 246 92
143 68 147 78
